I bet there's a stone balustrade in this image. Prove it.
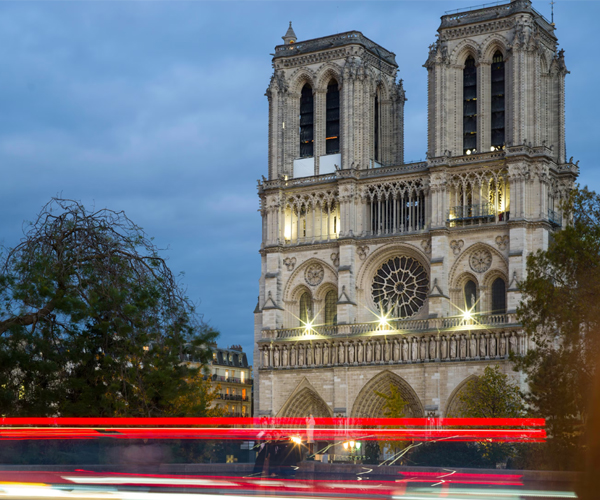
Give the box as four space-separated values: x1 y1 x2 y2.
261 313 517 341
259 329 522 370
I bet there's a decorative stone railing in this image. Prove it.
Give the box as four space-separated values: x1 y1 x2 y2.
259 328 523 370
262 313 517 341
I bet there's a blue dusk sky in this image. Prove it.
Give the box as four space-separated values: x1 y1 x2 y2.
0 0 597 364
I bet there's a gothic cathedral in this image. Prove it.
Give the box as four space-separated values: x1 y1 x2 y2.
254 0 578 418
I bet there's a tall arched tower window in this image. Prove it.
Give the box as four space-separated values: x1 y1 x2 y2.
491 277 506 314
491 51 505 151
374 92 380 161
326 81 340 155
324 289 337 325
464 280 477 311
463 56 477 155
300 84 314 158
299 292 313 325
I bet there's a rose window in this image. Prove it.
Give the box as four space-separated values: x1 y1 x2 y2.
371 256 429 318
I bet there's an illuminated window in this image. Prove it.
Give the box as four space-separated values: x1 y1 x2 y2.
491 51 505 150
241 371 245 383
463 56 477 155
326 81 340 155
464 280 477 311
232 388 236 396
242 388 247 399
300 84 314 157
212 352 216 360
299 292 313 325
491 278 506 314
232 370 235 379
226 387 229 395
242 406 247 416
225 369 229 379
324 289 337 325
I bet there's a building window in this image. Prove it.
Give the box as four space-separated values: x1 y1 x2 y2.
242 406 247 416
463 56 477 155
241 371 245 383
232 370 235 379
374 92 380 161
225 369 229 380
300 84 314 157
242 388 247 399
213 352 217 360
232 388 236 396
226 387 230 395
324 289 337 325
299 292 313 325
491 277 506 314
464 280 477 311
326 81 340 155
491 51 505 151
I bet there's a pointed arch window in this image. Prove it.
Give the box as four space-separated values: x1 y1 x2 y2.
326 81 340 155
324 289 337 325
491 277 506 314
374 92 380 161
463 56 477 155
464 280 477 311
299 292 313 325
491 51 505 150
300 84 314 158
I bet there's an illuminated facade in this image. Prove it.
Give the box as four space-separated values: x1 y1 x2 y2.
254 0 578 418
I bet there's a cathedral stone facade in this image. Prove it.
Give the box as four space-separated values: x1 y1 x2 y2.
254 0 578 418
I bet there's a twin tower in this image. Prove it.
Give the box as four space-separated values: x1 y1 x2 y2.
255 0 578 419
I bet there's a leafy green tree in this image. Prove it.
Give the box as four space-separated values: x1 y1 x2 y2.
457 365 525 467
0 198 218 417
373 384 409 463
516 186 600 470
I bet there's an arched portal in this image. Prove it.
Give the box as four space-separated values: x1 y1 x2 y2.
445 375 478 417
278 387 332 418
350 370 424 418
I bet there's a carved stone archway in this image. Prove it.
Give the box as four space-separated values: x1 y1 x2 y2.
278 387 332 418
350 370 424 418
445 375 478 417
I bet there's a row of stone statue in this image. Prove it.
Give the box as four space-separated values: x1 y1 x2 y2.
261 332 521 368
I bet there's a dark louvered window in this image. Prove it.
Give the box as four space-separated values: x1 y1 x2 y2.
300 84 314 157
463 56 477 155
374 94 380 161
324 289 337 325
491 51 505 150
464 280 477 311
491 278 506 314
299 292 313 325
326 81 340 155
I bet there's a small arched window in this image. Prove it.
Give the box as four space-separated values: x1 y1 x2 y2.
463 56 477 155
324 289 337 325
300 84 314 157
491 277 506 314
491 51 505 150
299 292 313 325
464 280 477 311
326 81 340 155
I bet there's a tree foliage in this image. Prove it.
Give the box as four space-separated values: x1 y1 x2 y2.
516 187 600 470
0 198 218 417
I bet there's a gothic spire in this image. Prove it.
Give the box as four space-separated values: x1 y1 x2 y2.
282 21 297 44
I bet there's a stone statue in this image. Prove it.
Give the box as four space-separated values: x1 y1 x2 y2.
315 344 321 365
510 335 518 354
490 336 497 357
500 336 506 356
282 347 289 366
263 349 269 367
450 336 457 359
469 337 476 358
402 340 409 361
339 343 345 364
479 336 487 358
274 349 280 366
384 341 391 362
358 342 364 363
291 347 296 366
460 336 467 358
306 345 313 365
298 346 304 365
420 338 427 360
441 336 448 359
393 340 400 361
366 342 373 362
349 343 355 363
323 343 329 364
412 339 418 361
375 342 381 362
429 337 436 359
